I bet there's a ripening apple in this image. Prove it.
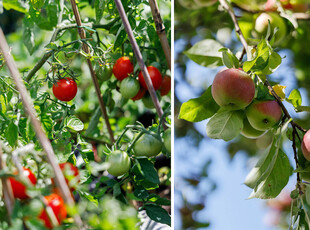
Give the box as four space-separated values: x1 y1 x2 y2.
265 0 308 12
254 12 287 45
301 130 310 161
211 68 255 110
246 100 282 131
241 118 266 139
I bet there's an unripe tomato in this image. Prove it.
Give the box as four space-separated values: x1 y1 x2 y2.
131 88 147 101
9 167 37 200
138 66 162 91
163 128 171 153
52 77 78 102
38 193 67 229
133 133 162 157
112 56 134 81
120 77 140 99
52 162 80 191
159 75 171 96
142 93 155 109
96 64 113 81
106 150 131 177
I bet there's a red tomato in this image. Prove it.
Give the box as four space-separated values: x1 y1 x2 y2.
38 193 67 229
112 56 134 81
52 77 77 102
9 167 37 199
138 66 162 91
52 162 80 191
131 88 147 101
159 75 171 96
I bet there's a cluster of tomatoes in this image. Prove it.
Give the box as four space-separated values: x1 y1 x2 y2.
51 56 171 108
112 56 171 105
8 162 79 228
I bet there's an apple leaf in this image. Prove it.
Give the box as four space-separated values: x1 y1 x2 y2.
184 39 223 68
245 137 292 199
179 86 219 122
206 110 243 141
286 89 302 108
219 48 239 69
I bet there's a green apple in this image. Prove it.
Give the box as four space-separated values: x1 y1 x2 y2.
211 68 255 110
241 118 266 139
246 100 282 131
254 12 287 45
302 130 310 161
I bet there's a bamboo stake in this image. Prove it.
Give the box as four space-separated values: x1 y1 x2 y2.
148 0 171 70
114 0 164 121
0 145 14 223
0 28 84 229
70 0 115 143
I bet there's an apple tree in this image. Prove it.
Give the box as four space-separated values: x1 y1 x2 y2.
0 0 171 229
176 0 310 228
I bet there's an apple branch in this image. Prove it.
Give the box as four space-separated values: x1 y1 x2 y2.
219 0 307 191
70 0 115 143
0 28 84 229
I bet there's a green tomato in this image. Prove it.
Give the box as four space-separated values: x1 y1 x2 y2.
106 150 131 177
120 77 140 99
96 64 113 81
163 129 171 153
133 133 162 157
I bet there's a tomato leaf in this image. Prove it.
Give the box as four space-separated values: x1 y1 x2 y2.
85 107 101 136
245 137 292 199
137 158 160 185
134 186 149 199
95 0 105 23
184 39 223 68
144 203 171 226
179 86 219 122
65 116 84 131
7 121 18 147
206 110 243 141
3 0 27 13
114 29 127 50
23 16 35 55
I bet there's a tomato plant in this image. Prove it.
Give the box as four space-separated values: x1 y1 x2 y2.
0 0 171 228
138 66 163 90
52 77 78 102
9 167 37 200
112 56 134 81
38 193 67 229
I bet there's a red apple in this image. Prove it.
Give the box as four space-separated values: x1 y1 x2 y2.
211 68 255 110
246 100 282 131
302 130 310 161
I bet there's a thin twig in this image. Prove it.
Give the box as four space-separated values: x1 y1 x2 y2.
148 0 171 70
114 0 165 126
0 28 84 229
70 0 115 143
292 127 302 193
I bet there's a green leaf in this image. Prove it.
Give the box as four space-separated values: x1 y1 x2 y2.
144 203 171 226
128 15 136 30
23 16 35 55
147 24 157 41
245 138 292 199
29 2 58 31
287 89 302 108
147 194 171 205
114 29 127 50
179 86 219 122
219 48 239 69
206 110 243 141
40 113 53 135
3 0 27 13
184 39 223 68
134 186 149 199
137 158 160 185
95 0 104 23
7 121 18 147
113 183 121 197
85 107 101 136
79 191 98 206
295 106 310 113
65 116 84 131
